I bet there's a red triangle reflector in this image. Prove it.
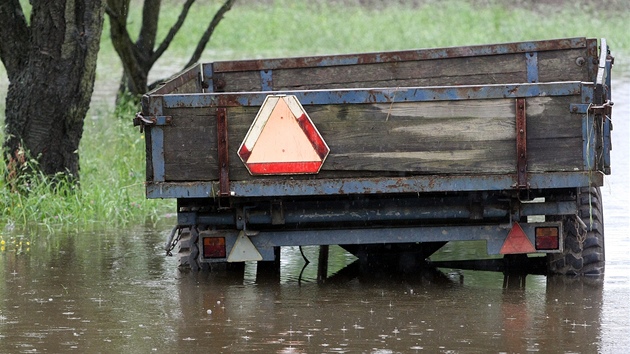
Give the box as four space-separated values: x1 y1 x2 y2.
238 95 329 175
500 222 536 254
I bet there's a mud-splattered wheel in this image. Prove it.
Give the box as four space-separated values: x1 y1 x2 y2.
547 187 605 276
177 226 206 271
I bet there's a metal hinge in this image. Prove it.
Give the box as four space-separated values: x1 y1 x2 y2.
569 100 614 114
133 112 173 132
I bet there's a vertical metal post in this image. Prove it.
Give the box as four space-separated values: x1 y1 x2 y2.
317 245 329 283
256 246 281 282
260 69 273 91
147 96 165 182
525 52 538 83
515 98 528 189
217 107 230 197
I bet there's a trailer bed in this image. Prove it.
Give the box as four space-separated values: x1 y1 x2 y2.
136 37 613 276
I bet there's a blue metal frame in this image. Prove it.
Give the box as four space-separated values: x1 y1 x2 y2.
150 128 165 182
179 201 576 227
201 221 563 261
579 85 596 171
202 63 214 93
602 38 613 174
155 82 581 109
260 69 273 91
525 52 538 83
147 171 603 199
210 37 587 73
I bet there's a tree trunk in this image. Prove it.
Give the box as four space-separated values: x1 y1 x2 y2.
106 0 235 99
1 0 105 179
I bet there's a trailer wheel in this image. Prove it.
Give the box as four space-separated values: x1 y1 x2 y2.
177 226 206 271
547 187 605 276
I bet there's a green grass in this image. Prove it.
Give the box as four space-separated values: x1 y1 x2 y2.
0 98 170 235
2 0 630 236
121 0 630 69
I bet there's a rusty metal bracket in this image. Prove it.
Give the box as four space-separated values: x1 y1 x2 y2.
133 112 172 133
570 100 614 115
515 98 528 189
217 107 231 197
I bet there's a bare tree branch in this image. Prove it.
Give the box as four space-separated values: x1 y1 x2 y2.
0 0 30 80
106 0 148 93
150 0 196 66
184 0 236 69
137 0 161 57
106 0 235 97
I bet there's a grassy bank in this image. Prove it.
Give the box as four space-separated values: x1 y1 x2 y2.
2 0 629 236
143 0 630 69
0 99 168 236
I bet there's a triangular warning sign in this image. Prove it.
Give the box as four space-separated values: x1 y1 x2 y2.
227 231 263 262
247 98 321 163
238 95 329 175
500 222 536 254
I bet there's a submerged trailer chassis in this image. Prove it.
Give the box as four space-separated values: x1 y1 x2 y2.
165 188 588 272
143 37 612 276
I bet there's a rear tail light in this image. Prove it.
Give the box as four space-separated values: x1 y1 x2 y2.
535 227 559 250
203 237 226 258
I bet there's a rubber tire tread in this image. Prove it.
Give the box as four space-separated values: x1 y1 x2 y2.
547 187 605 276
177 227 201 271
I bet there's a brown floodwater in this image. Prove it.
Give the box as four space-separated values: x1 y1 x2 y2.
1 80 629 353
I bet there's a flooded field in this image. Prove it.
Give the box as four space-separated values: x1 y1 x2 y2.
1 81 629 353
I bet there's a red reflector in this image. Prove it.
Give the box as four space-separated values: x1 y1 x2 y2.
535 227 559 250
500 222 536 254
203 237 226 258
238 95 329 175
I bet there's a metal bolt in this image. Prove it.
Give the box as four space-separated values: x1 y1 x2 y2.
575 57 585 66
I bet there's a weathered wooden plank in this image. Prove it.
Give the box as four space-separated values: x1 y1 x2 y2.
228 95 585 178
323 149 516 173
162 107 218 181
215 54 527 92
272 54 526 90
213 46 591 93
526 95 583 171
528 138 583 172
152 64 202 95
226 100 517 179
526 96 582 139
156 94 584 182
538 48 591 83
211 38 588 72
164 162 218 181
215 71 260 92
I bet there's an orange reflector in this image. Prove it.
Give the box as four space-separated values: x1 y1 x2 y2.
238 95 329 175
535 227 559 250
500 222 536 254
203 237 226 258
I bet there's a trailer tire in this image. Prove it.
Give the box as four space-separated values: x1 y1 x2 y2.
177 226 206 271
547 187 605 276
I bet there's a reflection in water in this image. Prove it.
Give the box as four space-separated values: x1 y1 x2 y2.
173 259 605 353
1 80 629 353
0 236 607 353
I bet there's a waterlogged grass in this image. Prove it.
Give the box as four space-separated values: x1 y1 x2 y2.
0 100 172 234
2 0 630 235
